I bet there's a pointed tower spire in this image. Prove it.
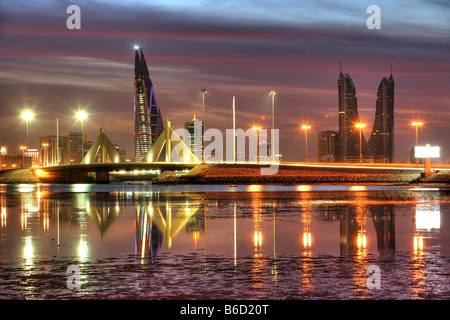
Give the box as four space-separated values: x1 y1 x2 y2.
140 48 150 77
389 60 393 80
134 48 142 76
339 57 343 77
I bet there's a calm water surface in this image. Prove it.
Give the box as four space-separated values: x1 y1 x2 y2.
0 184 449 299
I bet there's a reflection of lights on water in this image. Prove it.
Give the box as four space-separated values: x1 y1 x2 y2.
71 184 91 193
296 185 312 192
43 212 49 231
416 211 440 230
21 213 27 230
413 235 424 251
247 185 262 192
17 185 36 193
350 186 367 191
24 237 33 262
303 232 312 248
78 239 88 260
357 233 367 249
1 207 6 228
193 231 200 248
254 231 262 248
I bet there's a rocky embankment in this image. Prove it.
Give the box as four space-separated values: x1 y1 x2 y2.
154 163 449 185
1 164 449 185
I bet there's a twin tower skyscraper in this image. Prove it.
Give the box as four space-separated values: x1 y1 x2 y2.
336 61 394 162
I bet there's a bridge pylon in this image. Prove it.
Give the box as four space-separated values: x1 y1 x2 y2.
81 128 124 164
142 119 199 163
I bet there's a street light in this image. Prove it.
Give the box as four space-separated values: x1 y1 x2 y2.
412 121 423 165
355 123 366 164
301 125 311 164
270 91 276 162
252 126 261 163
21 110 34 147
75 110 88 160
201 89 207 162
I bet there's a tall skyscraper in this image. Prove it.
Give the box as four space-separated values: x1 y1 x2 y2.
185 111 203 161
337 63 372 162
66 131 88 164
134 47 164 162
317 131 338 162
368 67 394 163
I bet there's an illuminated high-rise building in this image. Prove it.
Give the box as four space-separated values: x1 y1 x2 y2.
317 131 338 162
368 67 394 163
337 63 372 162
134 47 164 162
184 111 203 161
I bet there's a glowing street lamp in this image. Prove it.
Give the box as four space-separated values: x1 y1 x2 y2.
21 110 34 147
301 125 311 164
252 126 261 163
355 123 366 164
270 91 276 162
75 110 88 160
412 121 423 164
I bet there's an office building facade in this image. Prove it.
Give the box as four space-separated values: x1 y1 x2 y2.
317 131 338 162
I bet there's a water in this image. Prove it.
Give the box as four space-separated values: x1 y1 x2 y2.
0 184 449 300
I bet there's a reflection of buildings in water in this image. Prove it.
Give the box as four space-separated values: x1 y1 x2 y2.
134 198 204 259
86 200 121 239
317 205 341 222
340 205 396 256
371 205 395 252
186 206 205 248
1 193 6 228
340 206 360 255
135 204 163 259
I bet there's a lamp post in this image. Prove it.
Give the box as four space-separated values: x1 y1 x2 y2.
270 91 276 162
412 121 423 165
21 110 34 148
20 146 27 168
355 123 366 164
301 125 311 164
201 89 207 162
75 110 88 161
252 126 261 163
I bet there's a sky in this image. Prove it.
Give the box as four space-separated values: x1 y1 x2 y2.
0 0 449 162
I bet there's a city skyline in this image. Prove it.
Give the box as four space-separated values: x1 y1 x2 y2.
0 1 448 162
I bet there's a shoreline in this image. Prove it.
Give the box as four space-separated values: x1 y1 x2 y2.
0 164 449 186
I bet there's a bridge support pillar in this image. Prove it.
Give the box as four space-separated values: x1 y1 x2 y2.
95 170 110 184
